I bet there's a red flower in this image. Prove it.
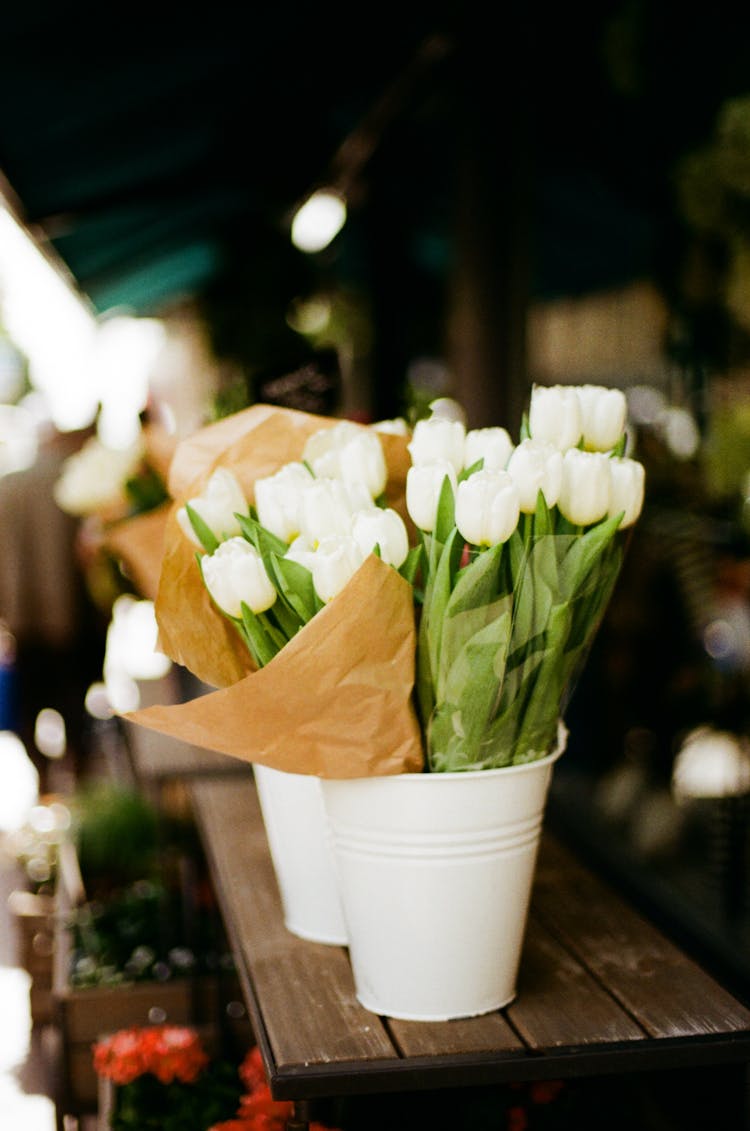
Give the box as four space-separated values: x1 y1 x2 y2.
92 1025 209 1086
506 1105 529 1131
238 1045 267 1092
530 1079 565 1105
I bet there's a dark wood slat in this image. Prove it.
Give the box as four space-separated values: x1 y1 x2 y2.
533 835 750 1039
388 1011 523 1057
508 915 646 1047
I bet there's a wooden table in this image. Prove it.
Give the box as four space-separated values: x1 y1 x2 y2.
189 776 750 1129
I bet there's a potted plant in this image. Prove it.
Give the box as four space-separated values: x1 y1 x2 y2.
127 385 645 1020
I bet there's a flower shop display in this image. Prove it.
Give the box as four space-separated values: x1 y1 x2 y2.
52 784 239 1113
93 1024 242 1131
126 386 645 1019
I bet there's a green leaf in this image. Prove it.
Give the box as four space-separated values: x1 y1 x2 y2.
398 543 424 586
268 554 322 622
184 503 219 554
459 458 483 481
236 512 288 557
558 511 622 598
239 603 278 667
433 473 456 546
446 540 505 617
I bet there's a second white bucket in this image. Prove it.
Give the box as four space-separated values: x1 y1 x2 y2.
253 763 347 945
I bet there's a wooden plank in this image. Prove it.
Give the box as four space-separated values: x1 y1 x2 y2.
533 835 750 1039
388 1011 522 1057
508 915 646 1048
191 777 398 1067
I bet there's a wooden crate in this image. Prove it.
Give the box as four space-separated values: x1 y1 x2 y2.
7 888 56 1025
51 838 252 1117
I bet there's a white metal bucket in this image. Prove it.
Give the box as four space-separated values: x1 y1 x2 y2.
320 743 563 1020
253 764 347 945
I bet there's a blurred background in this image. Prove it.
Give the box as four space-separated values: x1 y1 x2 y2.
0 0 749 1061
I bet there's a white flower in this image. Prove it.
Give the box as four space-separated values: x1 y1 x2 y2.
254 461 314 542
303 421 387 498
284 534 317 573
577 384 628 452
310 535 366 603
463 427 514 471
371 417 410 435
506 438 563 514
673 727 750 800
455 469 520 547
299 477 358 545
176 467 248 547
607 457 645 528
557 449 611 525
201 537 276 617
528 384 583 451
53 435 144 517
352 507 409 568
427 397 468 426
405 460 458 533
407 417 466 473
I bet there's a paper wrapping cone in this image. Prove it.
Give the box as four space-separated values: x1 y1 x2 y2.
103 503 171 603
126 553 425 777
125 404 424 776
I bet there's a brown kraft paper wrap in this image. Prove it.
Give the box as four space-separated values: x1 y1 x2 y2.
124 405 423 777
126 554 425 777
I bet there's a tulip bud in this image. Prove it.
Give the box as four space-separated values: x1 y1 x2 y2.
176 468 248 547
201 537 276 617
408 417 466 473
310 535 366 603
352 507 409 568
577 384 628 452
557 449 611 526
607 457 645 528
284 534 317 573
455 469 520 547
303 421 387 498
299 477 357 545
254 461 314 542
506 438 563 513
405 460 457 533
463 427 514 471
528 384 583 451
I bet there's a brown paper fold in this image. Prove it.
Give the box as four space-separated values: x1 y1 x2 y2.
126 554 425 777
103 503 171 603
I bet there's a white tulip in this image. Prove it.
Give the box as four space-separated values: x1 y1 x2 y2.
310 535 366 603
577 384 628 452
352 507 409 568
455 469 520 547
254 461 314 542
176 467 248 547
405 460 457 533
299 477 357 545
303 421 387 498
284 534 317 572
201 537 276 617
371 417 410 435
427 397 468 426
607 457 645 528
506 438 563 514
557 449 611 526
528 384 583 451
407 417 466 473
463 427 514 471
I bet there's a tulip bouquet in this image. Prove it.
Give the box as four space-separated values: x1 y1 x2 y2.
129 386 643 777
